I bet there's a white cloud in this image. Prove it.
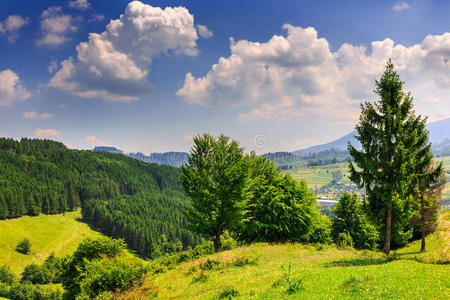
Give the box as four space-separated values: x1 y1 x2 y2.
197 24 213 38
177 25 450 123
35 128 61 138
69 0 90 10
23 111 54 120
37 6 77 46
392 2 410 12
0 69 31 106
49 1 199 102
84 135 110 146
0 15 28 43
48 58 58 73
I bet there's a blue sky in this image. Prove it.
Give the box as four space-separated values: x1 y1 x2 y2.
1 0 449 153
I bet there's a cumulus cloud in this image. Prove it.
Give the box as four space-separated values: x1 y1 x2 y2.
35 128 61 138
69 0 90 10
197 24 213 38
0 69 31 106
392 2 410 11
177 25 450 123
23 111 54 120
37 6 77 46
49 1 199 102
0 15 28 43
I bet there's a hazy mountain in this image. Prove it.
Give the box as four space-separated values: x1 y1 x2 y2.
93 146 123 154
292 117 450 157
128 152 188 167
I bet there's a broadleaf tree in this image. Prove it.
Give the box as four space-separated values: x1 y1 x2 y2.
348 59 438 255
180 134 248 252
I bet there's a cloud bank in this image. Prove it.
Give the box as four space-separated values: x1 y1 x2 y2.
49 0 199 102
37 6 78 46
177 25 450 123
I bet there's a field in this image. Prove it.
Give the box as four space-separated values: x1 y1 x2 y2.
286 156 450 201
121 211 450 299
0 209 102 274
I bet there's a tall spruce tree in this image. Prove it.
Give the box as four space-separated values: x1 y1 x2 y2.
180 134 248 252
349 59 436 255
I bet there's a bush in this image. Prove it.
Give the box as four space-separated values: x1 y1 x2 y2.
61 237 127 298
16 239 31 255
332 193 379 250
21 254 63 284
1 282 62 300
308 213 332 244
219 286 239 299
77 255 147 299
336 232 354 248
0 265 15 285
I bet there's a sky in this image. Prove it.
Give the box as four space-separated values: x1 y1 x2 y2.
1 0 450 154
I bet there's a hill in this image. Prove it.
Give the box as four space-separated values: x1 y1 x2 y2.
128 152 188 168
0 209 102 274
292 117 450 157
0 138 202 258
120 211 450 299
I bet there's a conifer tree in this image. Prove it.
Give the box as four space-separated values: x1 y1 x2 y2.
349 59 437 255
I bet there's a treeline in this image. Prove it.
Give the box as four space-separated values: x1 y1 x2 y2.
0 138 202 258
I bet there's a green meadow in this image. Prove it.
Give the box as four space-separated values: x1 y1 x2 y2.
121 210 450 300
0 209 102 274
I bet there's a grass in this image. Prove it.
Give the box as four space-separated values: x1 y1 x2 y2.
121 211 450 299
0 209 103 274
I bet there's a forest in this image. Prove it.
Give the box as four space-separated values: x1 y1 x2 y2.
0 138 202 258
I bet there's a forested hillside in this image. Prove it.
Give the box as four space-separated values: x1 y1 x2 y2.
0 138 202 258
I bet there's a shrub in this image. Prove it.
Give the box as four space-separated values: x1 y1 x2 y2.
0 265 15 285
61 237 127 298
2 282 62 300
16 239 31 255
191 272 208 283
308 213 332 244
233 257 258 267
21 254 63 284
219 286 239 299
199 259 220 271
77 255 147 299
332 193 379 250
336 232 354 248
221 231 237 251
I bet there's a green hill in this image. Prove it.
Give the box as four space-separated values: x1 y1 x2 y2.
120 211 450 299
0 209 102 274
0 138 202 258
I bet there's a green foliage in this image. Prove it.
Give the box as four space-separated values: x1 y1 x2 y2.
335 232 354 248
0 265 16 285
77 255 147 299
0 137 202 258
233 257 258 267
272 263 304 294
332 193 379 250
0 282 62 300
218 286 239 299
348 59 438 253
191 272 208 283
181 134 248 252
61 237 127 298
308 213 332 244
237 154 324 243
199 259 221 271
21 254 62 284
16 238 31 255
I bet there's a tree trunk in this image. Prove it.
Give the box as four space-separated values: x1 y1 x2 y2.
420 194 426 252
383 197 392 255
214 229 222 253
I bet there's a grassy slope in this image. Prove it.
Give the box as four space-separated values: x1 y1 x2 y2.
0 209 102 274
122 211 450 299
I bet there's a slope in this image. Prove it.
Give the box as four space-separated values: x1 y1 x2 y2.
121 211 450 299
0 209 102 274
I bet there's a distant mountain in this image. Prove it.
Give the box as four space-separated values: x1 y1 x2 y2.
292 132 359 156
93 146 123 154
128 151 188 167
292 117 450 157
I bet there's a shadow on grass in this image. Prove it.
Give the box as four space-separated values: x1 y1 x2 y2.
322 257 394 268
